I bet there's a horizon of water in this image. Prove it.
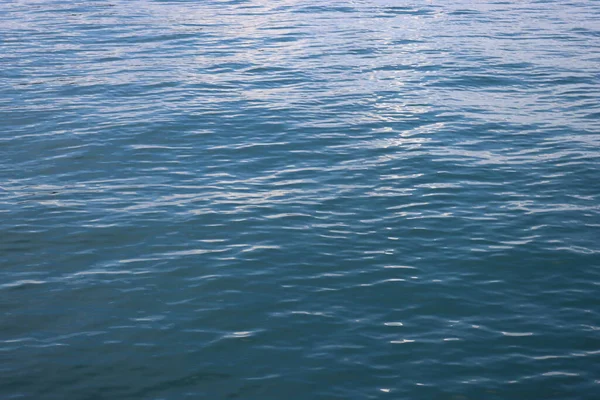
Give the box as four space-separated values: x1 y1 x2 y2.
1 0 599 399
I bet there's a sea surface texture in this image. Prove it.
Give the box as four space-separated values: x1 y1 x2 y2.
2 0 600 399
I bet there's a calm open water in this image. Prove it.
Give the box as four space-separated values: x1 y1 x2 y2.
2 0 600 399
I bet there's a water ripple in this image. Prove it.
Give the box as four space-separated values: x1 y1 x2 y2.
2 0 600 399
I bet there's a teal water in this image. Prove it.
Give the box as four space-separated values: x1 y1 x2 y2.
2 0 600 398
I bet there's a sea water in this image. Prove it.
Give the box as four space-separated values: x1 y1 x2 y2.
1 1 599 399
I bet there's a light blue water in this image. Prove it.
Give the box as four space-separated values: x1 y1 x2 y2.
1 0 600 399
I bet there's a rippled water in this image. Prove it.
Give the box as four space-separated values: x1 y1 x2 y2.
2 0 600 398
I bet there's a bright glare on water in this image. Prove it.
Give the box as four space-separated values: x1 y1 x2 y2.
1 0 599 399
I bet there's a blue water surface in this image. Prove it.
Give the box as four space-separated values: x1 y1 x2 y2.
1 0 600 399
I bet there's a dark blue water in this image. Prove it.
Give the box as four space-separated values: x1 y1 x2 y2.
2 0 600 398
